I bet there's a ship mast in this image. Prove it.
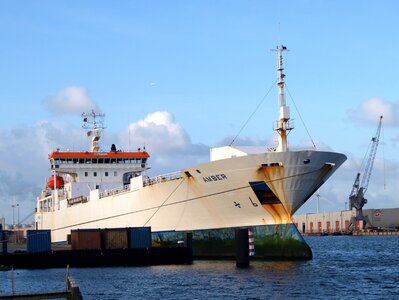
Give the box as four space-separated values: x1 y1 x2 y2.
82 110 105 152
274 45 294 152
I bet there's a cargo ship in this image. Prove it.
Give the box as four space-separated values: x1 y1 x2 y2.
34 46 346 259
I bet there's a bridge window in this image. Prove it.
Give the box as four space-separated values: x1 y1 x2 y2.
84 172 88 177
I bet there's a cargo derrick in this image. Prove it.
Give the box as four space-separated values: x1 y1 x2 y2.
349 116 383 229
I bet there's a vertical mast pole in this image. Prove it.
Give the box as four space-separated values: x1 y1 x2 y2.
277 46 286 108
274 45 293 152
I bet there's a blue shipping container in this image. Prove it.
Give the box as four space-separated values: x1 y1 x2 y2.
129 227 151 248
27 230 51 253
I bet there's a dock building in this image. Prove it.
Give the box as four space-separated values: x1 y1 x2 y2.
293 208 399 234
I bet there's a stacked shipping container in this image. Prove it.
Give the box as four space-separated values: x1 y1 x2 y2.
71 227 152 250
71 229 102 250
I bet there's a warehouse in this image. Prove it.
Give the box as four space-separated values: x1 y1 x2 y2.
293 208 399 234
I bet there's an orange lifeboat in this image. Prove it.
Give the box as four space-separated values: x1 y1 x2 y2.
47 175 64 189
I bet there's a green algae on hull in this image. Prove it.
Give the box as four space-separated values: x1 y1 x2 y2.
152 223 312 260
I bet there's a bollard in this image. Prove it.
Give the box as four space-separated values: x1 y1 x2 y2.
1 229 7 255
184 232 192 248
235 228 250 268
184 232 193 263
2 239 7 255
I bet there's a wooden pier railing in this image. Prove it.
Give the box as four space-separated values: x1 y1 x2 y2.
0 266 82 300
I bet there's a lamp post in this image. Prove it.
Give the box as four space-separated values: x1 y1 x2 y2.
11 205 15 229
16 204 20 243
17 204 19 229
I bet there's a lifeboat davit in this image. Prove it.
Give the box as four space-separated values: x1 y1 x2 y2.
47 175 64 189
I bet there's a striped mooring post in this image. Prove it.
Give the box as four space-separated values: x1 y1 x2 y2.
235 228 249 268
248 228 255 257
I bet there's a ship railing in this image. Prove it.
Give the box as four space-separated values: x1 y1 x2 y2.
98 184 130 199
97 171 182 199
143 171 182 187
273 119 295 131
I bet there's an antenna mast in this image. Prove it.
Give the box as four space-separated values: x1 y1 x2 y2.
82 110 105 152
273 45 294 152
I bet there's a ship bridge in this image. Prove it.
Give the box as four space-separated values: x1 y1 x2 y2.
48 150 150 184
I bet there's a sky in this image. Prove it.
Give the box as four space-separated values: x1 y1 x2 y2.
1 0 399 224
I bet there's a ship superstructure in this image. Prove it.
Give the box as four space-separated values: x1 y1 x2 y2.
38 111 150 215
35 46 347 259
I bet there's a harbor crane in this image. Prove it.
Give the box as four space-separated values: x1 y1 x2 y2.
349 115 383 229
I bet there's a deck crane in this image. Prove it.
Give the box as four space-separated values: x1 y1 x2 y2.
349 115 383 229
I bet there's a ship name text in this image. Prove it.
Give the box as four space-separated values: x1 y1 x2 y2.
202 173 228 183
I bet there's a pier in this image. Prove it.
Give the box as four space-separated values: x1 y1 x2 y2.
0 228 193 269
0 247 192 269
0 268 82 300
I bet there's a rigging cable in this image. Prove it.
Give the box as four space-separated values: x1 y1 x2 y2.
142 177 187 227
229 78 277 146
19 211 34 224
285 84 317 149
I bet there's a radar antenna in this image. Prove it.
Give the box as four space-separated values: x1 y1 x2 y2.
82 110 105 152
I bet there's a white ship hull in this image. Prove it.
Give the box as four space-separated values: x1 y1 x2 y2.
35 150 346 244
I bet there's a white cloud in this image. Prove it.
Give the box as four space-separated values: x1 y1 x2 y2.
0 121 86 224
119 111 209 174
124 111 193 153
42 86 100 115
296 155 399 215
296 97 399 214
347 97 399 127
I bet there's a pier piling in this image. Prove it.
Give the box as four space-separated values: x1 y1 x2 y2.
235 228 250 268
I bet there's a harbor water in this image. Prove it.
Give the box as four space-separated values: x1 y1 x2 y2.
1 235 398 299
